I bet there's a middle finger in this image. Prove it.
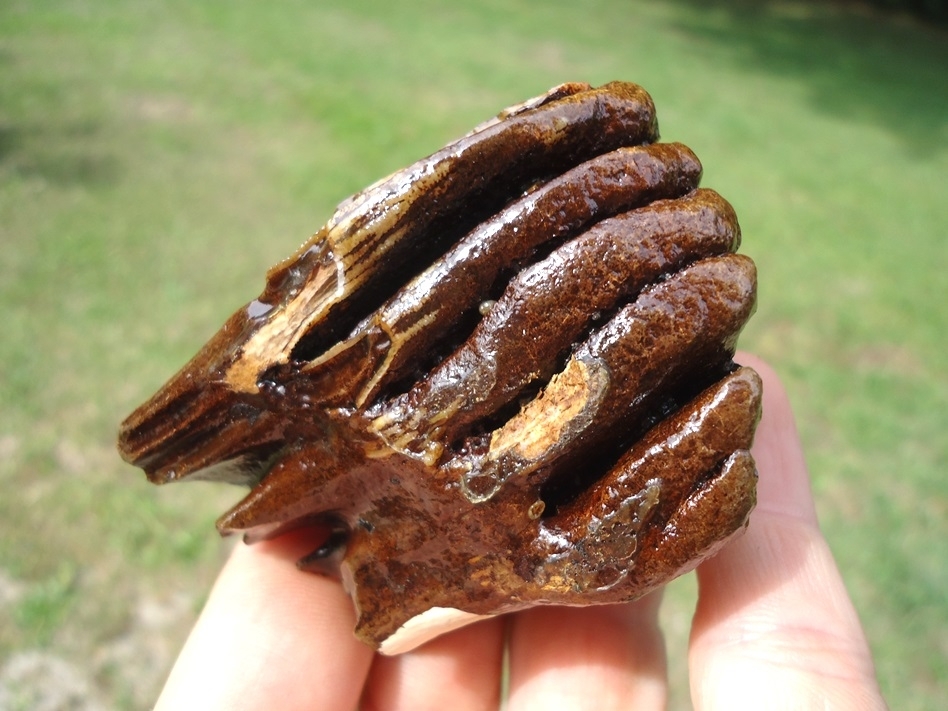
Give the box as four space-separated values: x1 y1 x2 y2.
360 616 506 711
506 592 667 711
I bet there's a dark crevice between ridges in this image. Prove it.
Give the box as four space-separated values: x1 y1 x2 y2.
296 517 351 578
374 305 487 404
123 395 256 480
287 183 529 364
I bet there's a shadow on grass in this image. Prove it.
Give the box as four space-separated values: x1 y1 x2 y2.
0 123 120 186
666 0 948 154
0 43 119 186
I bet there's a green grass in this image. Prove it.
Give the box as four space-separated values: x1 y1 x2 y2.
1 0 945 707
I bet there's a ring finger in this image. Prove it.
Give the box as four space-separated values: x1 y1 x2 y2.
506 592 667 711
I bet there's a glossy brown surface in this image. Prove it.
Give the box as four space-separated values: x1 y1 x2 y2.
118 82 762 651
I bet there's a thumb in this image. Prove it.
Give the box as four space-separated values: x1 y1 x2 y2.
688 353 887 710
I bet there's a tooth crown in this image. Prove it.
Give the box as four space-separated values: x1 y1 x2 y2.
118 82 762 653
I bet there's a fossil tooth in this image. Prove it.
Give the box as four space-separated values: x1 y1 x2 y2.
118 81 761 652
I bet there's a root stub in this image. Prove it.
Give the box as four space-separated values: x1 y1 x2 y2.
118 81 761 652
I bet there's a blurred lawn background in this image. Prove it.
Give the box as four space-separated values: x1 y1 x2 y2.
1 0 945 708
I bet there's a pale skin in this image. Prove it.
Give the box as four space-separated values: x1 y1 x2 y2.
154 354 889 710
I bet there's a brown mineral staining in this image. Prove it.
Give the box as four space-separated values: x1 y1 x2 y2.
118 82 761 652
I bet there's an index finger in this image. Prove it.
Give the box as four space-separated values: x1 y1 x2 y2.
154 527 374 711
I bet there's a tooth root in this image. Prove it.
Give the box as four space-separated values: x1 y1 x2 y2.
216 485 279 541
216 443 336 541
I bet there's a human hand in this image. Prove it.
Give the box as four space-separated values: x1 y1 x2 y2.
153 354 888 710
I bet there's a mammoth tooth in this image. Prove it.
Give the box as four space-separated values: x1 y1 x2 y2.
118 81 762 652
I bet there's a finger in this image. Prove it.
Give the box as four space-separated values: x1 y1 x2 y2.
360 616 506 711
689 354 887 710
154 528 374 711
506 593 667 711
